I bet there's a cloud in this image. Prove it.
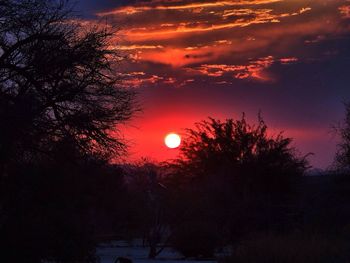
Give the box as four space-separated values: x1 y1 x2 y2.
96 0 350 87
339 4 350 18
186 56 275 81
279 57 298 65
97 0 284 16
115 7 312 42
120 74 164 87
132 41 230 67
114 44 164 50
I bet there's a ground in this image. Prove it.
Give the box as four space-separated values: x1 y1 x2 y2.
97 240 218 263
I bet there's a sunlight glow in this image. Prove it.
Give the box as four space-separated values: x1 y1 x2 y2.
165 133 181 149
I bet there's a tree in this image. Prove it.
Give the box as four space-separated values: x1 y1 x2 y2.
335 102 350 169
0 0 136 172
176 115 307 195
170 115 309 242
0 1 137 262
124 161 171 259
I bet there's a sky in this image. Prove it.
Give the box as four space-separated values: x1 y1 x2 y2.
76 0 350 169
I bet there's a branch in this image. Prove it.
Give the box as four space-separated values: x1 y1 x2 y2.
0 33 61 65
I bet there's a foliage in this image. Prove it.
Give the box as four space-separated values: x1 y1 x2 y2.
0 0 136 169
0 138 129 262
0 1 136 262
175 115 308 198
0 151 125 263
124 161 172 258
168 115 309 244
335 102 350 169
220 232 350 263
171 221 220 258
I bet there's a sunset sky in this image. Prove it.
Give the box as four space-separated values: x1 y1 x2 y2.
77 0 350 169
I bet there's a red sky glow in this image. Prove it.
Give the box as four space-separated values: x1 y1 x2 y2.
78 0 350 168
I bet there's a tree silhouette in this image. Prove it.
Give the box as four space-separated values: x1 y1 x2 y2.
0 0 136 173
335 102 350 170
177 116 307 188
124 161 171 259
0 1 137 262
170 115 309 244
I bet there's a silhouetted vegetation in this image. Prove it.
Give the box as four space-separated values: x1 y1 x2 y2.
0 0 136 172
220 232 350 263
171 221 220 258
0 0 136 262
165 116 308 256
123 161 172 259
2 1 350 263
335 102 350 169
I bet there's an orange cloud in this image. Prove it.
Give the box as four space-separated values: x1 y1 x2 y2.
339 5 350 18
114 45 164 50
186 56 275 81
119 7 312 42
279 57 298 65
120 74 165 88
87 0 348 88
97 0 284 16
135 42 231 67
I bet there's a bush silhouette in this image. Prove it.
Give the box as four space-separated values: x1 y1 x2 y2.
171 221 220 258
220 233 350 263
169 115 309 243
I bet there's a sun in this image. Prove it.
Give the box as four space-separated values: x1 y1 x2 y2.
164 133 181 149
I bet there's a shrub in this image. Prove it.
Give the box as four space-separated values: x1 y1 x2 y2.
220 233 350 263
171 221 220 258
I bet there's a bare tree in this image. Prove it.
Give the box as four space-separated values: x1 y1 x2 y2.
0 0 137 171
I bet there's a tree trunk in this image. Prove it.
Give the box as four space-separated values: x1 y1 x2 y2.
148 245 157 259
